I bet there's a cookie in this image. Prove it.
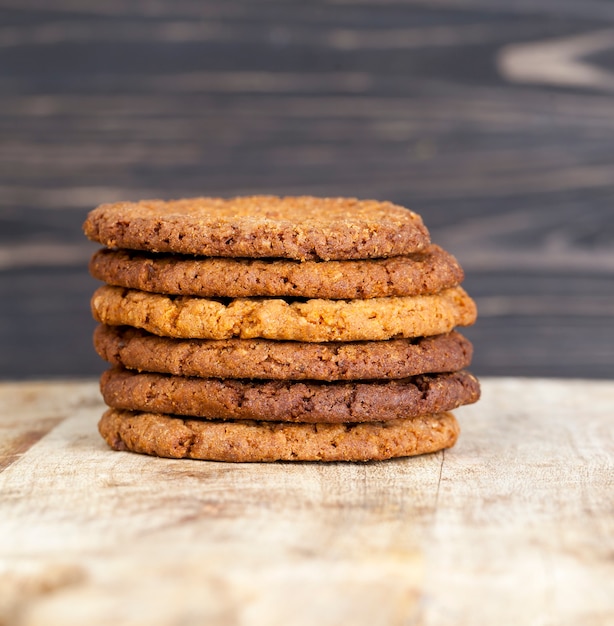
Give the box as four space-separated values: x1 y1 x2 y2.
94 325 473 381
98 409 460 462
91 285 477 342
88 244 463 299
83 196 430 261
99 368 480 423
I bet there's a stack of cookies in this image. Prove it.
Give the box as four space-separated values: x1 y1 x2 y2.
83 196 479 462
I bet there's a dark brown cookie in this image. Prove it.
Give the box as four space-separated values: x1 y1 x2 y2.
98 409 460 462
94 325 473 381
88 244 463 299
83 196 430 261
99 368 480 424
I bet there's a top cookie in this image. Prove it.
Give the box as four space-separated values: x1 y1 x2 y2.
83 196 430 261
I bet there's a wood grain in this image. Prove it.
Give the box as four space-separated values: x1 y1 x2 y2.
0 1 613 378
0 378 612 625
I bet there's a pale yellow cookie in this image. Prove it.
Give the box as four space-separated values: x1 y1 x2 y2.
91 285 477 342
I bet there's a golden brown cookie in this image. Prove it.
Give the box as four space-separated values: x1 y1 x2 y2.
98 409 460 462
88 244 463 299
91 285 477 342
94 325 473 381
99 368 480 423
83 196 430 261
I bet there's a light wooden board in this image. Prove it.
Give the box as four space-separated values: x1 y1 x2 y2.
0 378 612 626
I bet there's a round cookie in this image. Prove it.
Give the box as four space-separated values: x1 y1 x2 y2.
94 325 474 381
100 368 480 423
91 285 477 342
88 245 463 299
98 409 460 462
83 196 430 261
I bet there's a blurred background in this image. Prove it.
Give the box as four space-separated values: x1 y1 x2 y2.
0 0 613 380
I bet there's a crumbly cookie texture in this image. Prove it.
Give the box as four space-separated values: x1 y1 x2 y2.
98 409 460 462
99 368 480 423
88 244 462 299
94 325 473 381
83 196 430 261
91 285 477 342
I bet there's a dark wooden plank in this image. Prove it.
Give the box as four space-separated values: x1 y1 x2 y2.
0 0 613 379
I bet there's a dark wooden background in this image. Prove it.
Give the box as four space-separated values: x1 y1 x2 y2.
1 0 613 380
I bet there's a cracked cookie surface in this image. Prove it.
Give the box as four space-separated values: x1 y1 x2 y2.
100 368 480 423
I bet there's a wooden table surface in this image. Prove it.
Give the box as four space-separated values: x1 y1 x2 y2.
0 377 612 625
1 1 614 380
